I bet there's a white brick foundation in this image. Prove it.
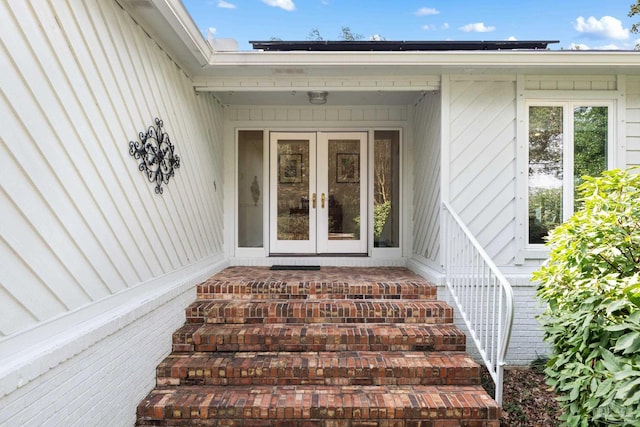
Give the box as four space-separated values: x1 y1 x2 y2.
0 258 227 427
438 280 550 367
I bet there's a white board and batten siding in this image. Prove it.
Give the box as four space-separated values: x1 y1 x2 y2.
1 1 225 425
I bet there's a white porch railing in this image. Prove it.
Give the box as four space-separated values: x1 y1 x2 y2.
442 202 514 405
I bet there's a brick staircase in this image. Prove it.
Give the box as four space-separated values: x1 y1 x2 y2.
136 266 500 426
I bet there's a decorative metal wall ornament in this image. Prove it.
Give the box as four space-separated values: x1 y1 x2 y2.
129 118 180 194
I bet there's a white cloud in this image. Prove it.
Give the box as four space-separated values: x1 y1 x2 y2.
415 7 439 16
217 0 236 8
369 34 385 41
459 22 496 33
262 0 295 11
422 24 433 31
507 36 517 41
596 44 621 50
442 23 449 30
569 43 590 50
208 27 218 35
573 16 629 40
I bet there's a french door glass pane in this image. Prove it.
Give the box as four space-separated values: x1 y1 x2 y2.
277 140 309 240
328 139 360 240
238 131 263 247
528 106 563 244
374 130 400 248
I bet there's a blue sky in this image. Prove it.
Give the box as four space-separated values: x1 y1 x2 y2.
181 0 640 51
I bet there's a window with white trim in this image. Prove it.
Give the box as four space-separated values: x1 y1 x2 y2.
526 101 614 245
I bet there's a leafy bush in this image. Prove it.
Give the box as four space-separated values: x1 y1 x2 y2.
534 168 640 426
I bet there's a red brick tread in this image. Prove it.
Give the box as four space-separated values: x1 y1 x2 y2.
172 323 467 353
197 280 436 300
185 300 453 324
207 266 433 286
136 385 500 426
156 351 481 386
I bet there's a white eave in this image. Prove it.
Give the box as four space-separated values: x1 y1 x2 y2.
204 50 640 73
118 0 213 76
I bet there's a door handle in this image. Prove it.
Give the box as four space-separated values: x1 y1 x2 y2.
321 193 325 209
312 193 316 209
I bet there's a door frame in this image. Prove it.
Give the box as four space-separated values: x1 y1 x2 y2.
268 131 318 254
268 131 368 255
316 131 368 254
232 126 405 261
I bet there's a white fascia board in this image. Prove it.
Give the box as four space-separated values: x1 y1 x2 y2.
206 50 640 70
119 0 212 72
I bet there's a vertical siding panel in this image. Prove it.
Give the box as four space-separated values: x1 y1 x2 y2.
140 30 217 260
33 1 151 283
105 0 195 264
123 11 204 263
411 92 441 263
193 94 224 253
2 1 125 294
627 77 640 167
0 141 93 308
448 79 517 265
67 0 174 274
92 0 188 267
1 0 225 337
51 0 161 278
0 192 74 319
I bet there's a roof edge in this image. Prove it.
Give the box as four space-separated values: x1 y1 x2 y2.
118 0 213 75
250 40 560 52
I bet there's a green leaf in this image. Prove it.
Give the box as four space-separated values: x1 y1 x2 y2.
601 348 623 372
613 331 640 354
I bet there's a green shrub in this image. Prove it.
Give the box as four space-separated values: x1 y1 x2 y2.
534 168 640 426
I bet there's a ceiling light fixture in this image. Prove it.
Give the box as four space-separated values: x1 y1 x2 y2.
307 91 328 105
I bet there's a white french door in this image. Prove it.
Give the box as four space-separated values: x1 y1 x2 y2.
269 131 368 254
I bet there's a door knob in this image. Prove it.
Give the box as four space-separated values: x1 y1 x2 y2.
321 193 325 209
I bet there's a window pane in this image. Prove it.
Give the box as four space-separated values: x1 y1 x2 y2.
277 140 310 240
573 106 608 209
374 130 400 248
328 139 360 241
528 106 563 244
238 131 263 247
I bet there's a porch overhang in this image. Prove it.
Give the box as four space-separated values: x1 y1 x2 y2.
122 0 640 107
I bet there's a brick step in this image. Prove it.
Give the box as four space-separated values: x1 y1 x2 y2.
185 300 453 324
136 384 500 427
172 323 467 353
156 351 480 387
197 280 436 300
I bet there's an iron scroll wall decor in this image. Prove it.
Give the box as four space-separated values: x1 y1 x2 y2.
129 118 180 194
